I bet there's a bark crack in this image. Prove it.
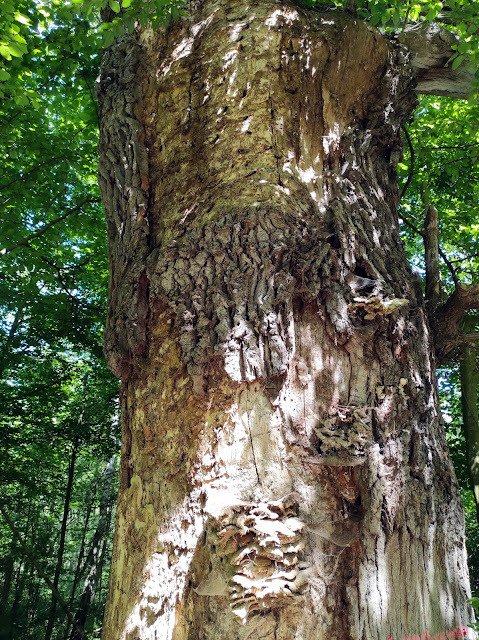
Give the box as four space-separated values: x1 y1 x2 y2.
247 409 261 485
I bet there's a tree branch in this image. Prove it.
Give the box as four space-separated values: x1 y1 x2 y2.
39 256 105 312
400 125 415 201
459 343 479 523
432 283 479 361
398 23 476 99
0 199 100 257
399 209 459 286
422 182 442 305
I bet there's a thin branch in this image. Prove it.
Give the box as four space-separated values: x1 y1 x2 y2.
0 155 67 193
0 199 100 257
422 142 479 151
0 127 87 193
1 378 73 401
0 306 25 380
40 256 104 312
399 211 459 285
399 214 423 237
400 125 415 201
422 182 442 304
78 71 100 132
449 254 479 264
412 154 479 181
430 154 479 170
0 504 89 640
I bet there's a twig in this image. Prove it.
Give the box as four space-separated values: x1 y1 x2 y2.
40 256 104 312
0 126 87 193
422 142 479 151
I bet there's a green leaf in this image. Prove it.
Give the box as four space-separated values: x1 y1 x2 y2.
0 44 13 60
109 0 121 12
102 30 115 48
14 13 31 26
0 69 11 80
122 0 133 7
452 54 465 70
14 94 29 106
5 41 28 58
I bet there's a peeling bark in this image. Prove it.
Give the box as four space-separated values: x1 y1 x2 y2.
97 2 474 638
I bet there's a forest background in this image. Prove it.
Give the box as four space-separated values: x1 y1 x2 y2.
0 0 478 638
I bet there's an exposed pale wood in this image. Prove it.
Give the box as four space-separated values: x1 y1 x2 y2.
398 23 476 99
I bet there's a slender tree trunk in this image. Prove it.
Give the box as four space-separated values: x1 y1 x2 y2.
460 345 479 521
0 550 14 640
45 442 78 640
0 505 88 640
64 464 99 640
27 562 40 637
98 1 474 638
9 563 26 640
0 541 15 620
4 500 32 640
421 181 441 307
69 455 117 640
0 305 24 380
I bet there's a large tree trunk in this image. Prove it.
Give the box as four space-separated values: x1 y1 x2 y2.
97 1 474 638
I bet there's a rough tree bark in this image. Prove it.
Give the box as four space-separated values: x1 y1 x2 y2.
97 1 475 638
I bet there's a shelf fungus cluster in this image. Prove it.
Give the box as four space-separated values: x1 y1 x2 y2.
213 494 311 623
348 296 409 322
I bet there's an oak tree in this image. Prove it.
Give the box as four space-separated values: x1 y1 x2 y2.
96 0 479 638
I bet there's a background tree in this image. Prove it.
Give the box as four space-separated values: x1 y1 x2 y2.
399 94 479 589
